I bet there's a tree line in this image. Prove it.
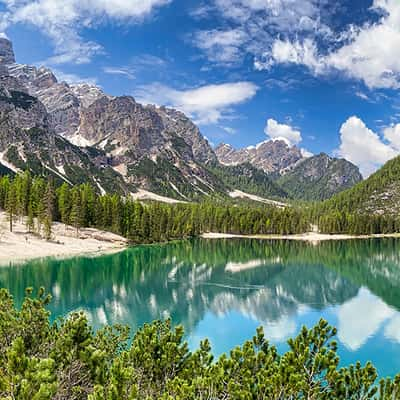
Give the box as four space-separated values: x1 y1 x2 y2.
0 171 399 241
0 288 399 399
0 172 310 243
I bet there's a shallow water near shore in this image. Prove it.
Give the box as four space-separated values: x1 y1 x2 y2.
1 238 400 378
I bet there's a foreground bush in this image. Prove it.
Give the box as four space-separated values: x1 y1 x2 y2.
0 288 399 399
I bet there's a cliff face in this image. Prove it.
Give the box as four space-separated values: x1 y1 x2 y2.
71 96 220 198
0 45 131 194
7 63 107 137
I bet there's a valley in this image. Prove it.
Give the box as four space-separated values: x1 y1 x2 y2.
1 18 400 400
0 38 364 203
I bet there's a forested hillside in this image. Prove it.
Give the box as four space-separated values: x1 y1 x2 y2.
318 155 400 216
208 162 288 199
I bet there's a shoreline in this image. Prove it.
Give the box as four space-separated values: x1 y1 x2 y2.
0 212 128 266
201 232 400 242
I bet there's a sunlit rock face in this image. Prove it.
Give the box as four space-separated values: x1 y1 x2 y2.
215 140 304 174
0 53 129 193
0 38 221 199
6 63 106 137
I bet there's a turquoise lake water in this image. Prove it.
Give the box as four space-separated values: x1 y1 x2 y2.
1 238 400 377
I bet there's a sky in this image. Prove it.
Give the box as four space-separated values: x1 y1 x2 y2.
1 0 400 176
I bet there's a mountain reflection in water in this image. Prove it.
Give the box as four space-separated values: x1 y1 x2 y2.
1 238 400 377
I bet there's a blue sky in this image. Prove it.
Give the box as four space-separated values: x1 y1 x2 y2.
1 0 400 175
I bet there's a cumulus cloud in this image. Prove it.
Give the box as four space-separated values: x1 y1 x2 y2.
196 0 400 89
325 0 400 89
135 81 258 125
262 0 400 89
264 118 302 146
0 0 170 64
260 38 324 73
383 123 400 151
337 116 398 176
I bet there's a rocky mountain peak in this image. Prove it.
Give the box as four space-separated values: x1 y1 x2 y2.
215 139 304 174
0 37 364 202
0 38 15 66
277 153 363 200
70 83 107 108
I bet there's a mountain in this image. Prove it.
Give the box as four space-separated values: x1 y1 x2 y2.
207 162 288 199
0 37 363 203
74 98 220 199
0 73 130 193
320 155 400 215
215 141 363 200
215 140 304 175
277 153 363 201
0 38 224 199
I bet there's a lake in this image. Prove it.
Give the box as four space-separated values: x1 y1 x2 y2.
1 238 400 378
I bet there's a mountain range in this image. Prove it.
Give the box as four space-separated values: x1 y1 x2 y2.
0 38 363 202
215 142 362 200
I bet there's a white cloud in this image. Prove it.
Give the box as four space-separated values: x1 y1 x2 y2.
325 0 400 89
103 67 135 80
337 116 398 176
301 148 313 158
264 118 302 146
221 126 237 135
384 315 400 343
262 0 400 89
214 0 326 32
135 81 258 125
383 123 400 151
262 314 297 342
193 0 332 67
264 38 324 73
0 0 170 65
192 28 247 65
354 91 372 102
103 54 166 80
201 0 400 89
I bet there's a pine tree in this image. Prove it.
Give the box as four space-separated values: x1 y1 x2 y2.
57 183 71 228
26 201 35 233
5 183 16 232
69 189 82 236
